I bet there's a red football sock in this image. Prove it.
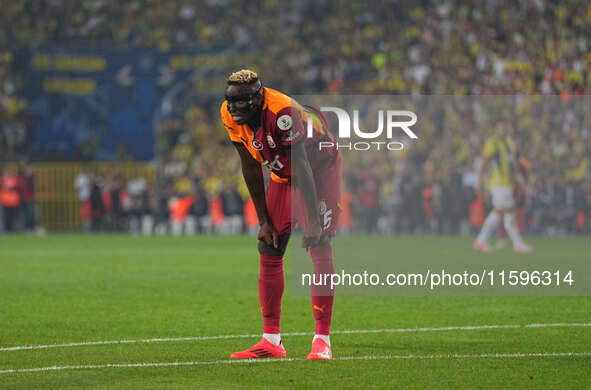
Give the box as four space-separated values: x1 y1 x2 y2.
310 245 335 335
258 254 284 334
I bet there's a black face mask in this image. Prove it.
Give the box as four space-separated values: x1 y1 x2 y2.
225 83 263 114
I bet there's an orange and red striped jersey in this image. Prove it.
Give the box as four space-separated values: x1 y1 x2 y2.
221 87 336 183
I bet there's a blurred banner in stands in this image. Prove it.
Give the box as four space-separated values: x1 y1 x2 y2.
18 47 236 161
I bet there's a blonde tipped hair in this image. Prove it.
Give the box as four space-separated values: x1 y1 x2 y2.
227 69 259 85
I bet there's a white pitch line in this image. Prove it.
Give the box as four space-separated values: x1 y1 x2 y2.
525 322 590 328
1 352 590 374
1 323 589 353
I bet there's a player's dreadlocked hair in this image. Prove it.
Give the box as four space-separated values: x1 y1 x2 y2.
227 69 259 85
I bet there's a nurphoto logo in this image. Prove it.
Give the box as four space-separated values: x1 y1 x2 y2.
305 105 418 151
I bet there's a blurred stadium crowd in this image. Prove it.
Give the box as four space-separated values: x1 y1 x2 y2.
1 0 590 235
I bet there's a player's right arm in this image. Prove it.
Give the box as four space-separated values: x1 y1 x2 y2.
232 142 278 248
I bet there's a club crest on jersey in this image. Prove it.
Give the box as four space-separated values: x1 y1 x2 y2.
267 135 276 148
252 139 263 150
277 115 293 131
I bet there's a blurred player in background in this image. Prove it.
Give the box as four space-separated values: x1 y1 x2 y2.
474 121 532 253
220 70 341 360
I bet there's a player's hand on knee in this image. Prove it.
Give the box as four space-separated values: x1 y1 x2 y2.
302 222 322 250
258 222 279 248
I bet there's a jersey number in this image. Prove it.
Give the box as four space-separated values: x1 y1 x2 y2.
322 209 333 230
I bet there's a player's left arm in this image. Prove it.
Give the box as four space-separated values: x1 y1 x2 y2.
276 106 323 248
290 140 323 249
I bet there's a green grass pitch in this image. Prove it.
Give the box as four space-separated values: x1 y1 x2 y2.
0 234 590 389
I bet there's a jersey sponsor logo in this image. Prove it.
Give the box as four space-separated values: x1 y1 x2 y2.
252 139 263 150
262 155 284 171
284 130 302 142
277 114 293 130
266 135 276 148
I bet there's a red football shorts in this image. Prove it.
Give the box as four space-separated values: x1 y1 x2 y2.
266 151 342 236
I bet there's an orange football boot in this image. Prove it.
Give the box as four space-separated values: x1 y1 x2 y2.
230 338 286 359
306 338 332 360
